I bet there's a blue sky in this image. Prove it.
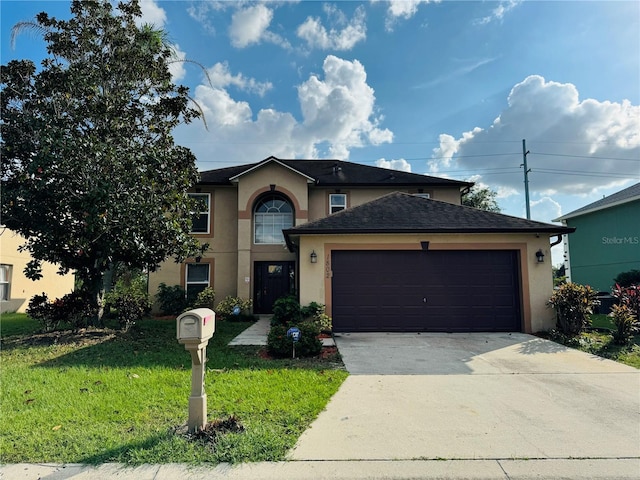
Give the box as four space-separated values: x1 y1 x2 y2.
2 1 639 263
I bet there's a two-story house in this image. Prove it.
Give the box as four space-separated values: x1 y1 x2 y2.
149 156 573 333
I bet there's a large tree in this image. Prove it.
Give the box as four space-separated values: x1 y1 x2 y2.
462 185 501 212
1 0 205 322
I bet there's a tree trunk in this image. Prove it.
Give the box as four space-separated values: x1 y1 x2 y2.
81 273 105 326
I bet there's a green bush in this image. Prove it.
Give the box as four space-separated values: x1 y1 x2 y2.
614 269 640 288
156 283 189 316
301 301 332 333
610 304 638 345
215 295 254 322
271 295 302 326
192 287 216 310
547 283 598 336
267 321 322 358
105 273 151 330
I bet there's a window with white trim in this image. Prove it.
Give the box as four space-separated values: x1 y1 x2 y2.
329 193 347 214
0 264 11 301
254 195 293 244
188 193 210 234
413 193 430 199
185 263 210 303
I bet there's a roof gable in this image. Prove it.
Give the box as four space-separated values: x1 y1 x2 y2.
227 156 315 184
285 192 574 238
555 182 640 221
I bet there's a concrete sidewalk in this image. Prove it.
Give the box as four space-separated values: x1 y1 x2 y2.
3 458 640 480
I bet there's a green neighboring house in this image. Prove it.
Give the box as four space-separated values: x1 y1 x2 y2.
555 182 640 293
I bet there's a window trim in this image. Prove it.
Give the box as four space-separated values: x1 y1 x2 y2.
188 192 212 235
253 195 294 245
329 193 347 214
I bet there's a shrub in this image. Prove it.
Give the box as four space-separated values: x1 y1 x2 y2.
26 291 94 332
156 283 189 316
547 283 599 336
614 269 640 288
271 295 302 326
301 301 332 333
267 321 322 358
105 272 151 330
192 287 216 310
215 296 253 322
610 304 638 345
612 283 640 321
27 293 59 332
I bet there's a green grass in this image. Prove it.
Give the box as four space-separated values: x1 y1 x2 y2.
542 314 640 369
0 314 347 465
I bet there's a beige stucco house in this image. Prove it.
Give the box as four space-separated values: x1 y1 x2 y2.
149 156 573 333
0 228 75 313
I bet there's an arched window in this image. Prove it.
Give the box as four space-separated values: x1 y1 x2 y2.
254 194 293 244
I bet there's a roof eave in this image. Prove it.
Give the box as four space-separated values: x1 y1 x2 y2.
554 196 640 221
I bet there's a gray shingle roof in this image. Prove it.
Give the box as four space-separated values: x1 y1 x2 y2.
555 182 640 221
284 192 574 238
199 156 472 188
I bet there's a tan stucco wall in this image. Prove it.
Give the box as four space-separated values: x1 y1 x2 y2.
0 230 75 313
296 233 555 333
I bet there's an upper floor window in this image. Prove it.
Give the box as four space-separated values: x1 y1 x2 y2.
413 193 430 199
329 193 347 214
254 195 293 244
188 193 210 234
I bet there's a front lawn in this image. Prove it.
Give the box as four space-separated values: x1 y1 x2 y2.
0 314 347 465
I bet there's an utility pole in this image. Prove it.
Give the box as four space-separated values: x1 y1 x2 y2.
521 139 531 219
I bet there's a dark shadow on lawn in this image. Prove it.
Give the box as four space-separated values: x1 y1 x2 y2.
76 431 171 465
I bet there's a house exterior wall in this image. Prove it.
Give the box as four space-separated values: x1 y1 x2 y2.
297 233 555 333
148 162 468 313
563 200 640 292
0 230 75 313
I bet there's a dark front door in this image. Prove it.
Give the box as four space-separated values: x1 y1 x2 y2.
254 261 295 314
331 250 521 332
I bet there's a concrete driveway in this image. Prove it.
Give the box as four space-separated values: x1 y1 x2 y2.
289 332 640 462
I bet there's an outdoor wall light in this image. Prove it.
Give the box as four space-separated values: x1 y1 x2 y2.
310 250 318 263
535 249 545 263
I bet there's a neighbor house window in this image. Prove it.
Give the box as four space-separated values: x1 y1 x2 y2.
185 263 210 303
188 193 210 234
413 193 430 199
329 193 347 214
0 264 11 301
254 195 293 244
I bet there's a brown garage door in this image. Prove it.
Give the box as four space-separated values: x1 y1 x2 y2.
331 250 521 332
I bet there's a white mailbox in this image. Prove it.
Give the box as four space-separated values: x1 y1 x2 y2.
177 308 215 344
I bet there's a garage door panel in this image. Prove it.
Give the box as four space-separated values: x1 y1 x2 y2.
332 250 521 332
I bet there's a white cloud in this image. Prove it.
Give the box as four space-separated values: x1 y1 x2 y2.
177 55 393 166
531 196 562 223
297 5 366 51
207 62 273 96
474 0 522 26
383 0 439 31
431 75 640 198
228 4 290 49
229 4 273 48
138 0 166 28
376 158 412 172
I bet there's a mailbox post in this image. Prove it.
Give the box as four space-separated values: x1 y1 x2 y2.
177 308 215 433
